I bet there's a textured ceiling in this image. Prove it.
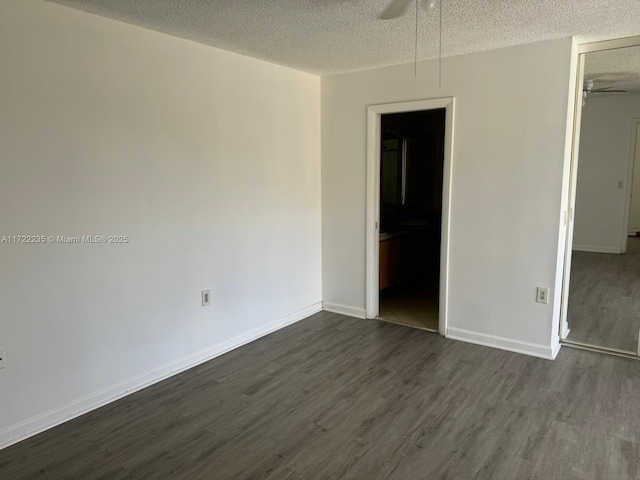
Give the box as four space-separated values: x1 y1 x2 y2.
46 0 640 75
584 46 640 94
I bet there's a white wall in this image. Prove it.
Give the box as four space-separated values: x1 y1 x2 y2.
630 123 640 232
322 38 574 358
0 0 321 446
573 95 640 252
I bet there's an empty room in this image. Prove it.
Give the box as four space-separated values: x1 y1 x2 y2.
2 1 640 479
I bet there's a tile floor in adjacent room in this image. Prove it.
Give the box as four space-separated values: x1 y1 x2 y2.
379 282 439 331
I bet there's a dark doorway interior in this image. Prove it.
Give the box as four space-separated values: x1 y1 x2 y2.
378 109 446 331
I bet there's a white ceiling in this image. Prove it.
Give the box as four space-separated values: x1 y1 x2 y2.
46 0 640 75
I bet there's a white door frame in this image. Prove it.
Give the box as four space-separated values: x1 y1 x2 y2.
558 52 585 340
365 97 455 336
560 35 640 342
621 118 640 252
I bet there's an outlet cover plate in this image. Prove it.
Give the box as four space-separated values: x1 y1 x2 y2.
536 287 549 304
202 290 211 307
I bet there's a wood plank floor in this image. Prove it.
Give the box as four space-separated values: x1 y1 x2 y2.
567 237 640 353
2 311 640 479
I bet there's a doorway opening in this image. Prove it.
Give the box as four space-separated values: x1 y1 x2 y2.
560 36 640 357
365 98 454 336
378 110 445 331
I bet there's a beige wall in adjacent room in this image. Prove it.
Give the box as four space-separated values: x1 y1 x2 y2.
574 95 640 252
629 123 640 233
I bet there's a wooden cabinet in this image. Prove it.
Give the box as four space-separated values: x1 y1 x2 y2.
379 237 401 290
379 228 439 290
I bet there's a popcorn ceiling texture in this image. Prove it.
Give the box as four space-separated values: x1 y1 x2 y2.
47 0 640 75
585 46 640 94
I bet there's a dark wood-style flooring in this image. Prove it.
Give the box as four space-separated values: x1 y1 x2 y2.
2 311 640 479
567 237 640 353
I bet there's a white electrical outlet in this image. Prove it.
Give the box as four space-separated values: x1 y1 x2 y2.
201 289 211 307
536 287 549 304
0 349 5 369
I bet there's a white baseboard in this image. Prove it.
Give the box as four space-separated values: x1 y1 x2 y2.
322 302 367 319
0 301 322 451
572 244 620 254
447 327 556 360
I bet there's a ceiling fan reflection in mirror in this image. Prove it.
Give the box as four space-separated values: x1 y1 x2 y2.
582 79 628 106
379 0 442 83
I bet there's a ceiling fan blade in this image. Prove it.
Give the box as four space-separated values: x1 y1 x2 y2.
379 0 414 19
591 89 628 94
